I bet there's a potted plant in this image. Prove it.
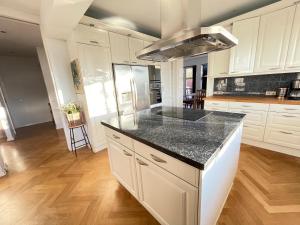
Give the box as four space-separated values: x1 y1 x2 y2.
62 103 83 127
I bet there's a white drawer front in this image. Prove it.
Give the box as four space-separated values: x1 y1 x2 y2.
269 104 300 114
267 112 300 131
264 127 300 149
205 100 229 108
229 108 267 125
229 102 269 111
104 127 134 150
243 124 265 141
204 106 228 112
134 140 200 187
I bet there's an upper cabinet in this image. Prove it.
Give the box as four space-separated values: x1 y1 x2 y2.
254 6 295 72
129 37 144 64
229 17 260 75
208 26 232 77
74 24 109 47
286 4 300 70
109 32 130 64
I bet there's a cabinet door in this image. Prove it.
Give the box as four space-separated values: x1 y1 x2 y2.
109 32 130 64
254 6 295 72
286 4 300 70
74 24 109 47
108 140 138 198
135 156 198 225
129 37 144 64
229 17 260 74
208 26 231 77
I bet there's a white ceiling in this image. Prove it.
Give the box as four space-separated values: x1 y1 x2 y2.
0 0 41 16
87 0 280 37
0 17 42 56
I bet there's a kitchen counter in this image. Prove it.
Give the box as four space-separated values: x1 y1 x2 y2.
205 96 300 105
101 107 245 169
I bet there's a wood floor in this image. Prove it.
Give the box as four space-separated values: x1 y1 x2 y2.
0 123 299 225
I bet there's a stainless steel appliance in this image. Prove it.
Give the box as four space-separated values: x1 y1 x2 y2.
136 0 238 62
276 88 288 99
113 64 150 116
288 80 300 100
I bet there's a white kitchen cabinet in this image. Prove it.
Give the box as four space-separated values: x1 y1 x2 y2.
129 37 144 64
264 127 300 149
109 32 130 64
254 6 295 72
135 155 198 225
286 4 300 70
107 139 139 198
229 17 260 74
74 24 109 47
205 100 229 112
208 26 231 77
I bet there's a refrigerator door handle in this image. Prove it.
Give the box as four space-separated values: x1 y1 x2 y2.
132 79 138 111
130 79 137 111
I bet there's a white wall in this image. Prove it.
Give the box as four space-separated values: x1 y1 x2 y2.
36 46 63 129
0 55 52 128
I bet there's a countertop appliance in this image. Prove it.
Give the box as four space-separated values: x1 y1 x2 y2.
276 88 288 99
136 0 238 62
113 64 150 116
288 80 300 100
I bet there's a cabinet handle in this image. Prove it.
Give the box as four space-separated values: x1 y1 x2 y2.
269 67 280 70
150 154 167 163
136 158 148 166
90 40 99 44
123 150 132 157
212 103 220 105
132 61 138 64
241 105 251 108
112 134 120 139
286 65 299 68
124 60 130 63
284 108 297 111
244 125 249 128
219 72 227 74
282 115 296 118
279 131 293 135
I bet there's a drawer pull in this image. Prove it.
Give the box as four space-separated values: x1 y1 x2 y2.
269 67 280 70
150 154 167 163
123 150 132 157
241 105 251 108
282 115 296 118
212 103 220 105
279 131 293 135
136 158 148 166
90 40 99 44
284 108 297 111
112 134 120 139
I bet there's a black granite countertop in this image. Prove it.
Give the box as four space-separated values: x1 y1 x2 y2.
101 107 245 170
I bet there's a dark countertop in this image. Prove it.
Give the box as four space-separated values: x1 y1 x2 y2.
101 107 245 170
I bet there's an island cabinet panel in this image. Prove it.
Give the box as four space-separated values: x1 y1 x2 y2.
107 139 138 198
286 4 300 70
134 140 200 187
135 155 198 225
229 17 260 75
254 6 295 73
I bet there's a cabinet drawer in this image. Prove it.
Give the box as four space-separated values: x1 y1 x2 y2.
229 102 269 111
267 112 300 131
205 100 229 108
264 127 300 149
243 124 265 141
134 141 200 187
104 127 134 150
229 108 267 125
269 104 300 114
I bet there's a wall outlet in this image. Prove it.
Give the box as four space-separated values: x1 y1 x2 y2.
265 91 276 96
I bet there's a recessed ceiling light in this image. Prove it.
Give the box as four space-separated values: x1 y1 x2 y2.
0 30 7 34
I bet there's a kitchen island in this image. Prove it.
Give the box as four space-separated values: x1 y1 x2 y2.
101 107 245 225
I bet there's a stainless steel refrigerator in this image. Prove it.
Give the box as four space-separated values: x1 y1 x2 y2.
113 64 150 116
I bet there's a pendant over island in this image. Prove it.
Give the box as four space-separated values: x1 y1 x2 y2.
101 107 245 225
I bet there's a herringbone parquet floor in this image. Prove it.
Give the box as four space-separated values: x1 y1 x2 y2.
0 123 299 225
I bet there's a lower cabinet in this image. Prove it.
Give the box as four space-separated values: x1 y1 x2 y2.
264 127 300 149
107 139 138 198
135 155 198 225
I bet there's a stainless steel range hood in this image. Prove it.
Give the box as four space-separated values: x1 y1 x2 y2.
136 0 238 62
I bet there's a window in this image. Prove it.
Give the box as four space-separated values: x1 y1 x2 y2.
184 66 196 95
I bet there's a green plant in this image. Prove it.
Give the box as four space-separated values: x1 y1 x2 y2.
62 103 80 114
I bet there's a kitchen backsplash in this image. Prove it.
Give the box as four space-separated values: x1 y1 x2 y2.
214 73 300 96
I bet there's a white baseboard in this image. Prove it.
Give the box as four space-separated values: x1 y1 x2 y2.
242 138 300 157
